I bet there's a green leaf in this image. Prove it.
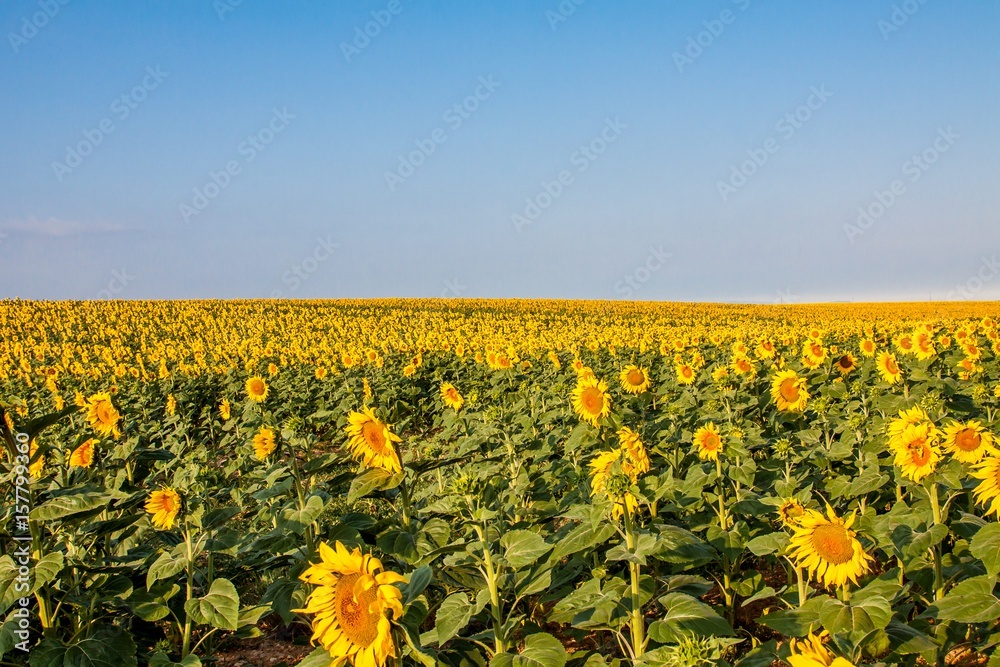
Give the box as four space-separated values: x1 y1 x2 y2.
972 523 1000 577
745 532 789 557
884 621 938 655
648 593 735 642
550 522 616 561
149 652 202 667
501 530 552 570
276 495 325 535
819 595 892 639
490 632 568 667
347 468 402 503
293 648 336 667
146 550 186 589
29 624 136 667
129 584 180 622
31 552 64 595
934 576 1000 623
184 578 240 630
403 565 432 606
434 593 473 646
30 491 110 522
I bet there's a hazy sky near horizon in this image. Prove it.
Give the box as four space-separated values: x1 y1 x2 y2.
1 0 998 303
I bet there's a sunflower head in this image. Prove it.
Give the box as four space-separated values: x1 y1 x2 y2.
440 382 464 410
589 448 640 519
619 365 651 394
572 377 611 427
219 398 231 421
943 420 995 464
693 423 722 461
69 439 96 468
972 456 1000 518
245 376 269 403
253 427 278 460
778 498 806 527
893 422 941 483
770 370 808 412
877 352 902 385
85 392 121 438
788 631 857 667
295 542 407 667
788 505 871 588
345 407 402 474
145 488 181 530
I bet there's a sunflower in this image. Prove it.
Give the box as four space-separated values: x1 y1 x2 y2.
886 406 931 446
253 427 277 460
730 356 755 377
778 498 806 527
589 448 640 519
295 541 406 667
833 353 856 376
145 488 181 530
943 420 995 464
693 423 722 461
787 506 871 588
219 398 231 421
344 407 402 474
267 362 279 376
440 382 464 410
315 366 328 379
28 442 45 478
85 392 121 438
787 632 856 667
572 377 611 427
69 439 96 468
165 394 177 416
972 456 1000 517
676 363 697 385
770 370 808 412
402 364 416 377
617 426 649 475
619 365 651 394
246 376 269 402
859 339 876 358
877 352 902 385
893 423 941 482
711 367 729 383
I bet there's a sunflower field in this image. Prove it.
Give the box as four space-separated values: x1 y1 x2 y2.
4 299 1000 667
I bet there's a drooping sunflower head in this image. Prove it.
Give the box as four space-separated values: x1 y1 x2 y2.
877 352 902 385
617 426 650 476
788 505 872 588
344 407 402 473
972 456 1000 518
165 394 177 416
440 382 464 410
770 369 808 412
295 541 407 667
943 420 995 464
572 377 611 427
69 438 96 468
619 365 651 394
693 422 722 461
245 376 269 403
253 427 278 460
219 398 231 421
145 488 181 530
85 392 121 438
893 422 941 483
589 448 639 519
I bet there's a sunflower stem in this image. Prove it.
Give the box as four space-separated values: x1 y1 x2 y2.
928 480 945 601
623 506 645 660
181 526 195 658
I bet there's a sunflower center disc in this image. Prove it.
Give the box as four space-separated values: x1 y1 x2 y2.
362 421 386 451
334 573 380 648
956 429 981 452
780 380 800 402
810 524 854 565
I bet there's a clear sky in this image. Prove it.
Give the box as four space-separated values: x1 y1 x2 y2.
1 0 998 302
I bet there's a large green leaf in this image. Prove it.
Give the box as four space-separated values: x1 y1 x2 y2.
934 576 1000 623
31 491 110 522
972 522 1000 577
501 530 552 570
490 632 567 667
184 578 239 630
434 593 473 646
819 595 892 640
276 495 325 535
146 550 186 589
347 468 402 503
29 625 136 667
648 593 735 642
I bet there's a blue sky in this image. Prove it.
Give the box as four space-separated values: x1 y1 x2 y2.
1 0 998 302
